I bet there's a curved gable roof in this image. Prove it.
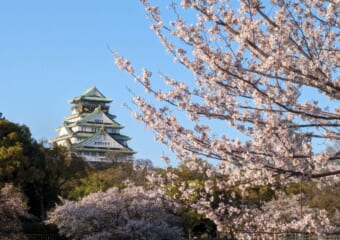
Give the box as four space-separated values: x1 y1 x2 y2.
69 86 112 103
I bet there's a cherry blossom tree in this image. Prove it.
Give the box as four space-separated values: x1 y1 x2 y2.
193 189 335 237
147 159 337 238
47 183 183 240
115 0 339 188
0 184 30 240
114 0 339 237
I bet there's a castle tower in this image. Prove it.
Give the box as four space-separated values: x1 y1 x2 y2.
51 86 135 163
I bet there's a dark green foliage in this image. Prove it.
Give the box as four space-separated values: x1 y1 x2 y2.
66 158 149 200
245 185 276 206
22 221 58 234
0 119 88 219
18 144 88 219
179 208 217 239
0 119 33 184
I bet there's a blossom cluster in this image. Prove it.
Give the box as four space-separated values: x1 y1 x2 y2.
0 184 29 240
114 0 339 188
47 184 183 240
114 0 339 237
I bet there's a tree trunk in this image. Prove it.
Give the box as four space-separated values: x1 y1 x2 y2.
39 194 46 220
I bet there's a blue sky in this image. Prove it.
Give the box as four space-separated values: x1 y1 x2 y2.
0 1 181 167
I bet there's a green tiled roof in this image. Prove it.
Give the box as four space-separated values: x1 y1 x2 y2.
69 86 112 103
73 96 112 102
63 109 123 128
106 112 116 120
109 134 131 140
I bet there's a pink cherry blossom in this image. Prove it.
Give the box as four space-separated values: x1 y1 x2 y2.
114 0 339 237
47 184 183 240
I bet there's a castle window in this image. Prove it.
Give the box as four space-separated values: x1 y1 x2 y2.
94 141 110 146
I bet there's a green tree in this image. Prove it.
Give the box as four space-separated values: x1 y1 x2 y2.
67 159 148 200
0 119 88 219
20 144 88 219
0 119 32 184
67 167 127 199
